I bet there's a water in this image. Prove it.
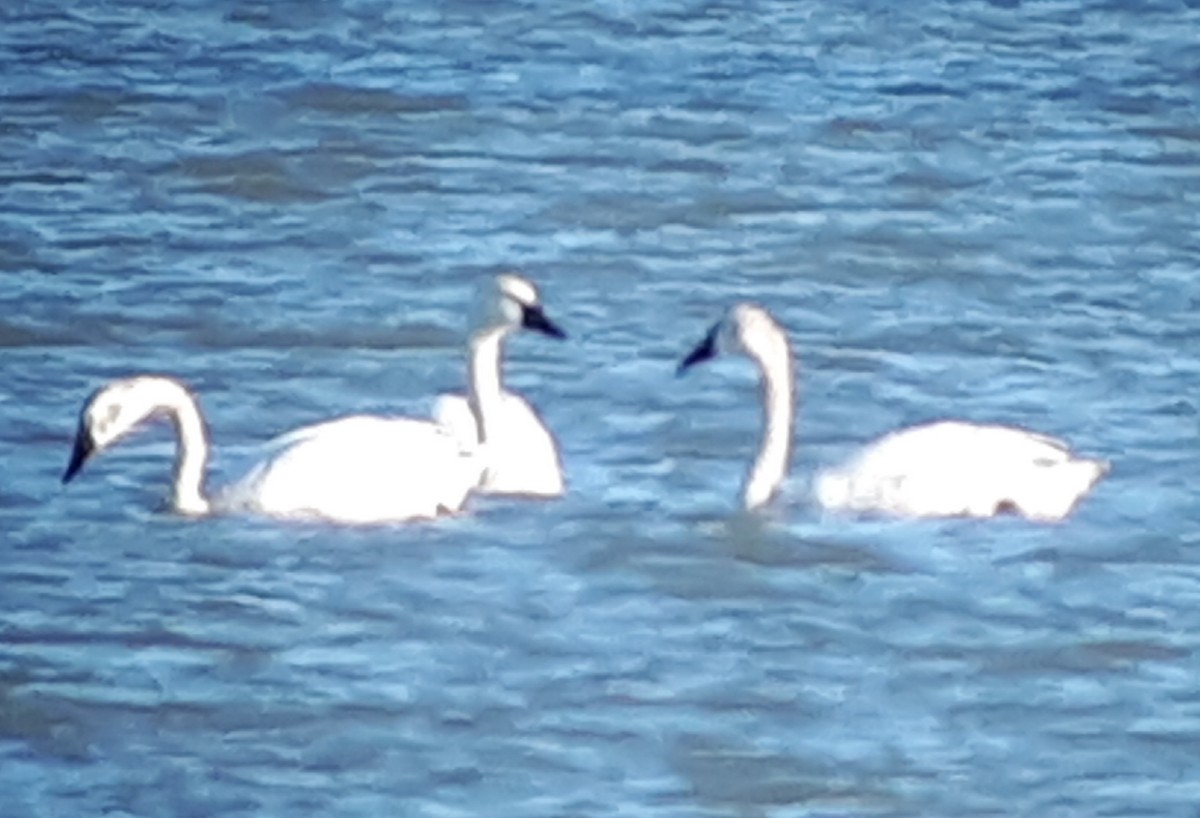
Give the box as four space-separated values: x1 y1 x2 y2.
3 0 1200 814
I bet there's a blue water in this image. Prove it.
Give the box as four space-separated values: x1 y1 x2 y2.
3 0 1200 815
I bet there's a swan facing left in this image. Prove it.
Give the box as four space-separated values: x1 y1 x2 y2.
62 375 481 524
678 303 1108 522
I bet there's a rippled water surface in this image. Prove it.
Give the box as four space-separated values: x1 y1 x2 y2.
3 0 1200 815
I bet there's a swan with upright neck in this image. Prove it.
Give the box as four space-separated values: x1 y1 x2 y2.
61 273 567 523
432 273 567 497
677 303 1108 522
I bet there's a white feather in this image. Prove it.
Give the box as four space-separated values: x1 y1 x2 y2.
62 273 568 523
221 415 480 523
815 421 1109 522
433 392 564 497
679 303 1107 522
62 376 483 524
432 272 567 498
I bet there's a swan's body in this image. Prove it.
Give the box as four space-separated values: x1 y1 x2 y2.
431 273 566 498
222 414 481 523
62 376 481 523
814 421 1108 522
433 393 564 496
61 272 568 523
678 303 1107 522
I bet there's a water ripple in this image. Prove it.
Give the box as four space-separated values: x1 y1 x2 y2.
3 0 1200 815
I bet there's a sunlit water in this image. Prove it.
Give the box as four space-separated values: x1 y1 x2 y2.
3 1 1200 815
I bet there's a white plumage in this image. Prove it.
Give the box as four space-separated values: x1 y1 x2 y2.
433 392 564 496
678 302 1108 522
62 375 481 524
62 272 568 523
222 414 481 523
431 272 567 498
814 421 1109 522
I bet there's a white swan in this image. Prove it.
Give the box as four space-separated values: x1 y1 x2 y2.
62 375 482 524
61 273 568 523
432 273 567 497
677 303 1109 522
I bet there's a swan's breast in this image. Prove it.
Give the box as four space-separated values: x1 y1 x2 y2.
433 391 564 497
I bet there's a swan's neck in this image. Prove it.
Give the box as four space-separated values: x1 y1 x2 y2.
744 341 795 510
165 388 211 515
467 327 507 445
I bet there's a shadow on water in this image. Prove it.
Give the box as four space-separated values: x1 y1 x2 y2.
0 674 93 761
170 151 336 204
276 84 469 117
671 732 906 816
711 512 921 575
562 500 919 610
181 321 460 351
0 314 458 352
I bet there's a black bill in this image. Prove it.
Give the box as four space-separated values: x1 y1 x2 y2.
62 427 95 484
676 324 719 375
521 304 567 339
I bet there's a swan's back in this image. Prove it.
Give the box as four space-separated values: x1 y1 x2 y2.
433 392 564 497
222 415 483 523
815 421 1108 522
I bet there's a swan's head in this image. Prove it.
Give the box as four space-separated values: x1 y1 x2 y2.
62 376 190 484
470 272 567 340
677 303 788 375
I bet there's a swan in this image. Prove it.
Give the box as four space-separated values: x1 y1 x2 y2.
432 273 567 497
677 303 1109 522
61 273 568 523
61 375 483 523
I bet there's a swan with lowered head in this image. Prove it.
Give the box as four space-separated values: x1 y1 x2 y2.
62 375 483 523
433 272 567 497
677 303 1108 522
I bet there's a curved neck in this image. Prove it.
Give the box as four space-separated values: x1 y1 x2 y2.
467 327 507 445
744 342 795 510
162 386 211 515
